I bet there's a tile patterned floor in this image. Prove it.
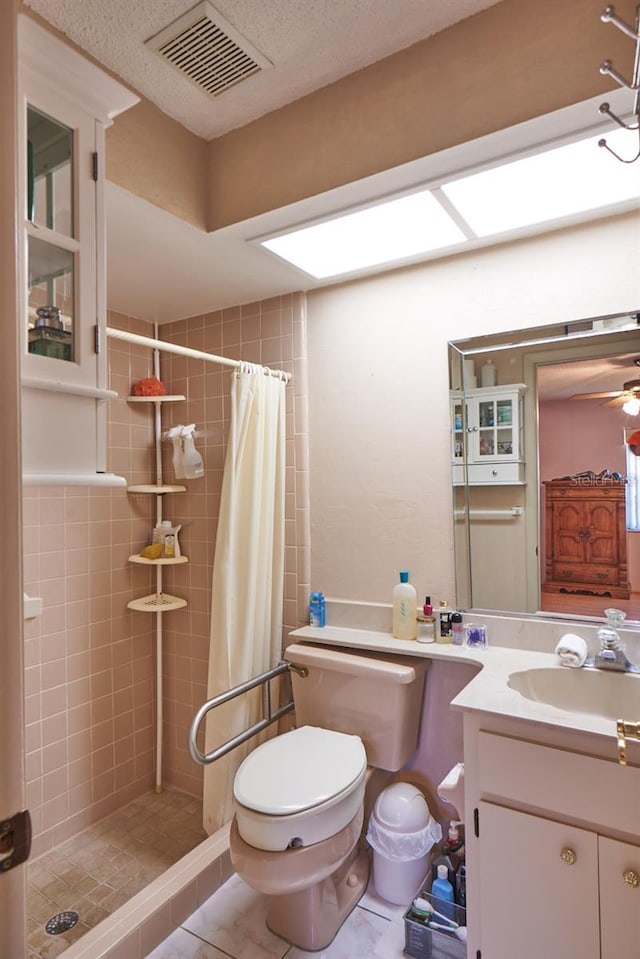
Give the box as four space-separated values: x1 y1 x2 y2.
146 871 418 959
27 790 206 959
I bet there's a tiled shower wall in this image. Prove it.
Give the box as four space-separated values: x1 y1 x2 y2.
23 296 310 857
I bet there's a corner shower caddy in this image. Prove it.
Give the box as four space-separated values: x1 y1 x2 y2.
107 323 290 795
126 393 189 614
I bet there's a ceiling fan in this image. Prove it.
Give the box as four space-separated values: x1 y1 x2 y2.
570 377 640 409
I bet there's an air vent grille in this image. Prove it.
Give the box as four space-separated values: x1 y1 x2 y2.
145 2 271 98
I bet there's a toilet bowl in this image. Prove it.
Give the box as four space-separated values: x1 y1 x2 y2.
230 725 370 950
228 643 429 951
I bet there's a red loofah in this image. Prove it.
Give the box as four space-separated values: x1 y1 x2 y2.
132 377 166 397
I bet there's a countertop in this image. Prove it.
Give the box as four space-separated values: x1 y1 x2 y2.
290 624 638 743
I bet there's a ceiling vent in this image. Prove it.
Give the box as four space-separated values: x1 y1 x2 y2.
145 2 272 98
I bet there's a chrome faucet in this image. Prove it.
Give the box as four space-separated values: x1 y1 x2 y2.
591 608 640 673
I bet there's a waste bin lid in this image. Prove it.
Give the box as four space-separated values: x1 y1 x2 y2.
372 782 431 832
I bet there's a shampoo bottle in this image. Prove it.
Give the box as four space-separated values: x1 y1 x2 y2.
430 864 456 920
181 424 205 479
392 571 417 640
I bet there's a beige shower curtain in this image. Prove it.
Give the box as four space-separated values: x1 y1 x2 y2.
202 363 286 835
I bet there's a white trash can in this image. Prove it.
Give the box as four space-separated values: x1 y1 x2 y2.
366 782 442 905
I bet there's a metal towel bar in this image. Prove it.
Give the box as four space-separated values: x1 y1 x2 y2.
188 660 307 766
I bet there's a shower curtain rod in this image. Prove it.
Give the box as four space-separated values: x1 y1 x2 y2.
106 326 291 382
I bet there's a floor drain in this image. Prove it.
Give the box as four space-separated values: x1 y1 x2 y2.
45 911 79 935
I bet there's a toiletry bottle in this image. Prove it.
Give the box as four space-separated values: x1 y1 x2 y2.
430 864 456 920
153 520 182 557
436 600 452 644
181 424 205 479
451 611 464 646
309 591 326 627
392 571 417 640
481 358 497 387
166 425 185 479
416 595 436 643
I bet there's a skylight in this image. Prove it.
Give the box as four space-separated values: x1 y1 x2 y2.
440 129 640 236
258 126 640 280
260 190 467 279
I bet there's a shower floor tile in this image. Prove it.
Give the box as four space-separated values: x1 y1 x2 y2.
27 789 206 959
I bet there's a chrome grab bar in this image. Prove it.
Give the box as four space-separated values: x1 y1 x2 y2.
188 660 308 766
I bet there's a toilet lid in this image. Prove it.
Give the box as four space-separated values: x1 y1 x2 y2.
233 725 367 816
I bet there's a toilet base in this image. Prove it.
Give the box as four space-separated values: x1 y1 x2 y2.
265 843 370 952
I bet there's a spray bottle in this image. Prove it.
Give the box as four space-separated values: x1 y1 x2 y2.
181 425 204 479
166 425 185 480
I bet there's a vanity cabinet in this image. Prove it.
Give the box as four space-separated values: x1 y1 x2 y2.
451 384 525 485
466 727 640 959
543 479 630 599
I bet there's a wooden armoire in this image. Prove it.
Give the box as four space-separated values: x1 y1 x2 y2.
543 478 629 599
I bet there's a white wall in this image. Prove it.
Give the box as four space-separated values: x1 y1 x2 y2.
306 212 640 608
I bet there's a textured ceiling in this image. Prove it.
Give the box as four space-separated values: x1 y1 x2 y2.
24 0 503 139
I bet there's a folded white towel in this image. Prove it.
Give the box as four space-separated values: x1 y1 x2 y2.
555 633 588 668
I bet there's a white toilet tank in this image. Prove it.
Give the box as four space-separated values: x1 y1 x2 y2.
283 643 429 771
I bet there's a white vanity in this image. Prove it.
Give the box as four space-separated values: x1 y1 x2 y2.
291 607 640 959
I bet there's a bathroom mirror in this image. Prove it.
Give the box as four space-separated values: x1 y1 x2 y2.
449 310 640 626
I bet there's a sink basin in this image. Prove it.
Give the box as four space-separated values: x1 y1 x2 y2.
507 667 640 721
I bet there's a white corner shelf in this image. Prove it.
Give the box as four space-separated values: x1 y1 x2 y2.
126 395 186 403
127 484 187 494
127 593 187 612
128 554 189 566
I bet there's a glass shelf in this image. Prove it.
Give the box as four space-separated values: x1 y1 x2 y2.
127 593 187 612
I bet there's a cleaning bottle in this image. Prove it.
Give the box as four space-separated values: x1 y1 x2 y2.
181 424 204 479
166 425 185 480
430 864 456 920
392 571 417 640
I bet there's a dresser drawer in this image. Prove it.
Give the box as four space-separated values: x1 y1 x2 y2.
551 563 618 586
477 731 640 834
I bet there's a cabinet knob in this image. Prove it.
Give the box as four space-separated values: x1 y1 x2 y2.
492 469 498 476
560 847 576 865
623 869 640 888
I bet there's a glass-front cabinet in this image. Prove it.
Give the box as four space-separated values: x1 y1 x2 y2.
451 384 526 485
18 16 138 482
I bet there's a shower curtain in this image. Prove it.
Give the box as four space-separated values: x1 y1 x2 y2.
202 364 286 835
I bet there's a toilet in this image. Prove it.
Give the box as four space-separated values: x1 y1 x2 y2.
229 642 429 951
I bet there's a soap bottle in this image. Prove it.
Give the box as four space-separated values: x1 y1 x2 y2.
430 864 456 920
436 600 452 643
181 424 205 479
392 571 417 640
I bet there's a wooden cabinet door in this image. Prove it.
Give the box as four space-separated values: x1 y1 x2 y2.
599 836 640 959
477 802 600 959
551 500 588 566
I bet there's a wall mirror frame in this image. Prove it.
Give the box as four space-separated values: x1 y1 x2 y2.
449 309 640 627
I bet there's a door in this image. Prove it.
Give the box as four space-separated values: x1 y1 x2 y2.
0 5 28 959
599 836 640 959
477 802 600 959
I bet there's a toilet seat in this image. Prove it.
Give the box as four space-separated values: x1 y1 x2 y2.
233 725 367 852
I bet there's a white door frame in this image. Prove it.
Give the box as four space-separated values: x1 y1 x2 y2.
0 4 27 959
